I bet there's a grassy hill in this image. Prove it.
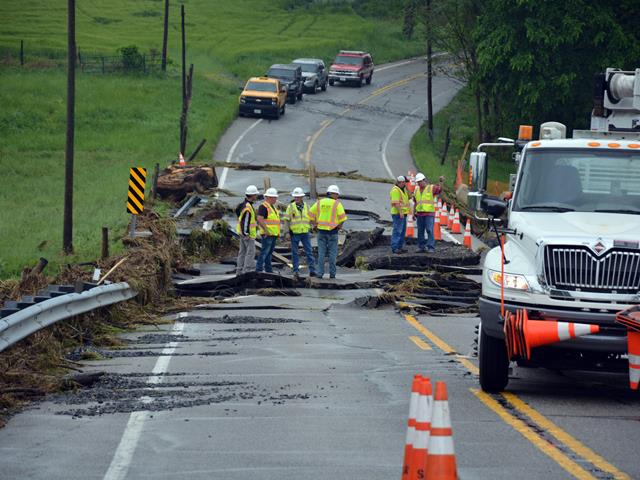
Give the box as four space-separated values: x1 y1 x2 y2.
0 0 424 278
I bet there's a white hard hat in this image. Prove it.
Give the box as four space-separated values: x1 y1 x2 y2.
415 173 426 182
291 187 305 197
396 175 407 182
327 185 340 195
245 185 259 195
264 187 279 198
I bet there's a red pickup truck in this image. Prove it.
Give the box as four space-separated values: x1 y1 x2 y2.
328 50 374 88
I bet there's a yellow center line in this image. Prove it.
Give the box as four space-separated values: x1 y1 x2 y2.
402 314 630 480
304 73 426 168
409 335 432 350
471 389 596 480
502 392 631 480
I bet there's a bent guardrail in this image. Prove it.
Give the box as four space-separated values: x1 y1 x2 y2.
0 282 137 353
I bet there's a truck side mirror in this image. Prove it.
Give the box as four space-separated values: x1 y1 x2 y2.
481 195 508 218
467 152 488 211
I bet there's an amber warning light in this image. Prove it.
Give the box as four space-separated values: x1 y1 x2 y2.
518 125 533 141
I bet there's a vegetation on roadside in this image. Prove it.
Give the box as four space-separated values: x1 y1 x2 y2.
0 0 425 278
411 87 514 191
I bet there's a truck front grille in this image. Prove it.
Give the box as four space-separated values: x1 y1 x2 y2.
543 246 640 293
244 96 274 105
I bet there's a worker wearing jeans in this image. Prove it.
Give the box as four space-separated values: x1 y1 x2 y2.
282 187 316 278
390 176 410 254
309 185 347 279
256 188 281 273
413 173 444 252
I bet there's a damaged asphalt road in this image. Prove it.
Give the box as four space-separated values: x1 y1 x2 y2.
1 58 639 480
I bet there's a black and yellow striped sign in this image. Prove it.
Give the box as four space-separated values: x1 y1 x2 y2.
127 167 147 215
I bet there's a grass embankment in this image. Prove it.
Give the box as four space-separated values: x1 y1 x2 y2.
0 0 425 278
411 87 515 193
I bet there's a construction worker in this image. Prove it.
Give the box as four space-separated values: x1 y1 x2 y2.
309 185 347 279
390 175 410 254
235 185 259 275
256 188 281 273
413 173 444 252
282 187 317 278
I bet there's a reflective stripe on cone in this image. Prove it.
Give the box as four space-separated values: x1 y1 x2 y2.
402 375 422 479
410 378 432 480
628 332 640 390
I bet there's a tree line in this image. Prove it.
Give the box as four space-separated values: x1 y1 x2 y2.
402 0 640 140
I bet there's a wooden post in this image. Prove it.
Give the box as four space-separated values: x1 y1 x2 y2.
20 40 24 66
63 0 76 254
31 257 48 276
101 227 109 259
152 163 160 199
161 0 169 72
179 4 187 154
440 125 451 165
309 164 317 199
187 138 207 163
263 177 271 192
425 0 433 141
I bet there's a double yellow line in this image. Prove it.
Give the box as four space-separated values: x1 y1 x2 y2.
403 314 630 480
304 73 426 168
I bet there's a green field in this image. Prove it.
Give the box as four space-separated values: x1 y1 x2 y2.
0 0 425 278
411 87 515 192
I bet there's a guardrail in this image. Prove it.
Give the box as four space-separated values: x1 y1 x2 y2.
0 283 137 353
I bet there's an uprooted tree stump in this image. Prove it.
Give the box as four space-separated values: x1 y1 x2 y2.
157 165 218 202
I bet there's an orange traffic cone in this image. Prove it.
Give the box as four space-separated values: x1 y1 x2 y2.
410 378 433 480
437 197 442 213
503 309 600 360
406 214 415 238
440 203 448 227
434 214 442 241
463 219 472 249
425 381 457 480
627 331 640 390
447 206 455 230
616 305 640 332
178 152 186 166
451 209 461 234
402 375 423 479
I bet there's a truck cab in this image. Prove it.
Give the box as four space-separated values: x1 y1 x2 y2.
239 77 287 119
469 68 640 392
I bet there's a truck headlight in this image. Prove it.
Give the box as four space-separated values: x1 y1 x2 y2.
271 99 277 105
489 270 529 291
240 96 246 104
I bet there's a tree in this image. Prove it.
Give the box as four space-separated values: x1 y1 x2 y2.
402 0 418 39
476 0 630 134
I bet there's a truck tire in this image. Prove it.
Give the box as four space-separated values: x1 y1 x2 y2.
321 81 327 92
366 73 372 85
274 106 280 120
479 323 509 393
281 104 286 116
313 81 318 94
297 90 303 101
356 76 363 88
329 79 334 86
290 95 296 105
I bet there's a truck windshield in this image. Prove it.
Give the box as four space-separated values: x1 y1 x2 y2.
513 148 640 214
268 69 294 80
245 82 276 92
334 55 363 65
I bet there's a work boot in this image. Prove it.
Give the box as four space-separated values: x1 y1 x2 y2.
330 275 336 279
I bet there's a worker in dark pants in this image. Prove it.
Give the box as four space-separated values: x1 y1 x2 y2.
283 187 317 279
309 185 347 279
256 188 281 273
389 175 410 254
413 173 444 252
235 185 259 275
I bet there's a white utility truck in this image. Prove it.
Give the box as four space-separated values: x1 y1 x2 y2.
468 68 640 392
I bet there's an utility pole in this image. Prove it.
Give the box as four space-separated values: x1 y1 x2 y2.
425 0 434 141
63 0 76 254
180 4 187 154
161 0 169 71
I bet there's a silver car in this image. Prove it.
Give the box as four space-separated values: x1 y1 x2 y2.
292 58 328 94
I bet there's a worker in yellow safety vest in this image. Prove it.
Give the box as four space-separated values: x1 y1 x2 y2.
282 187 317 278
308 185 347 279
235 185 259 275
256 187 281 273
413 172 444 252
389 175 410 254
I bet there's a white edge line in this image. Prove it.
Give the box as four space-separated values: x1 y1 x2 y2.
218 118 263 189
381 106 422 179
103 321 185 480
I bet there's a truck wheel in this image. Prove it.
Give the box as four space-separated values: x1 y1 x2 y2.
313 81 318 94
274 106 280 120
329 79 334 86
281 104 286 116
297 90 303 100
321 81 327 92
356 76 363 88
479 323 509 393
290 95 296 105
366 73 372 85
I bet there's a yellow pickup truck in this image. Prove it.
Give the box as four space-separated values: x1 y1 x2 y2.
239 77 287 119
